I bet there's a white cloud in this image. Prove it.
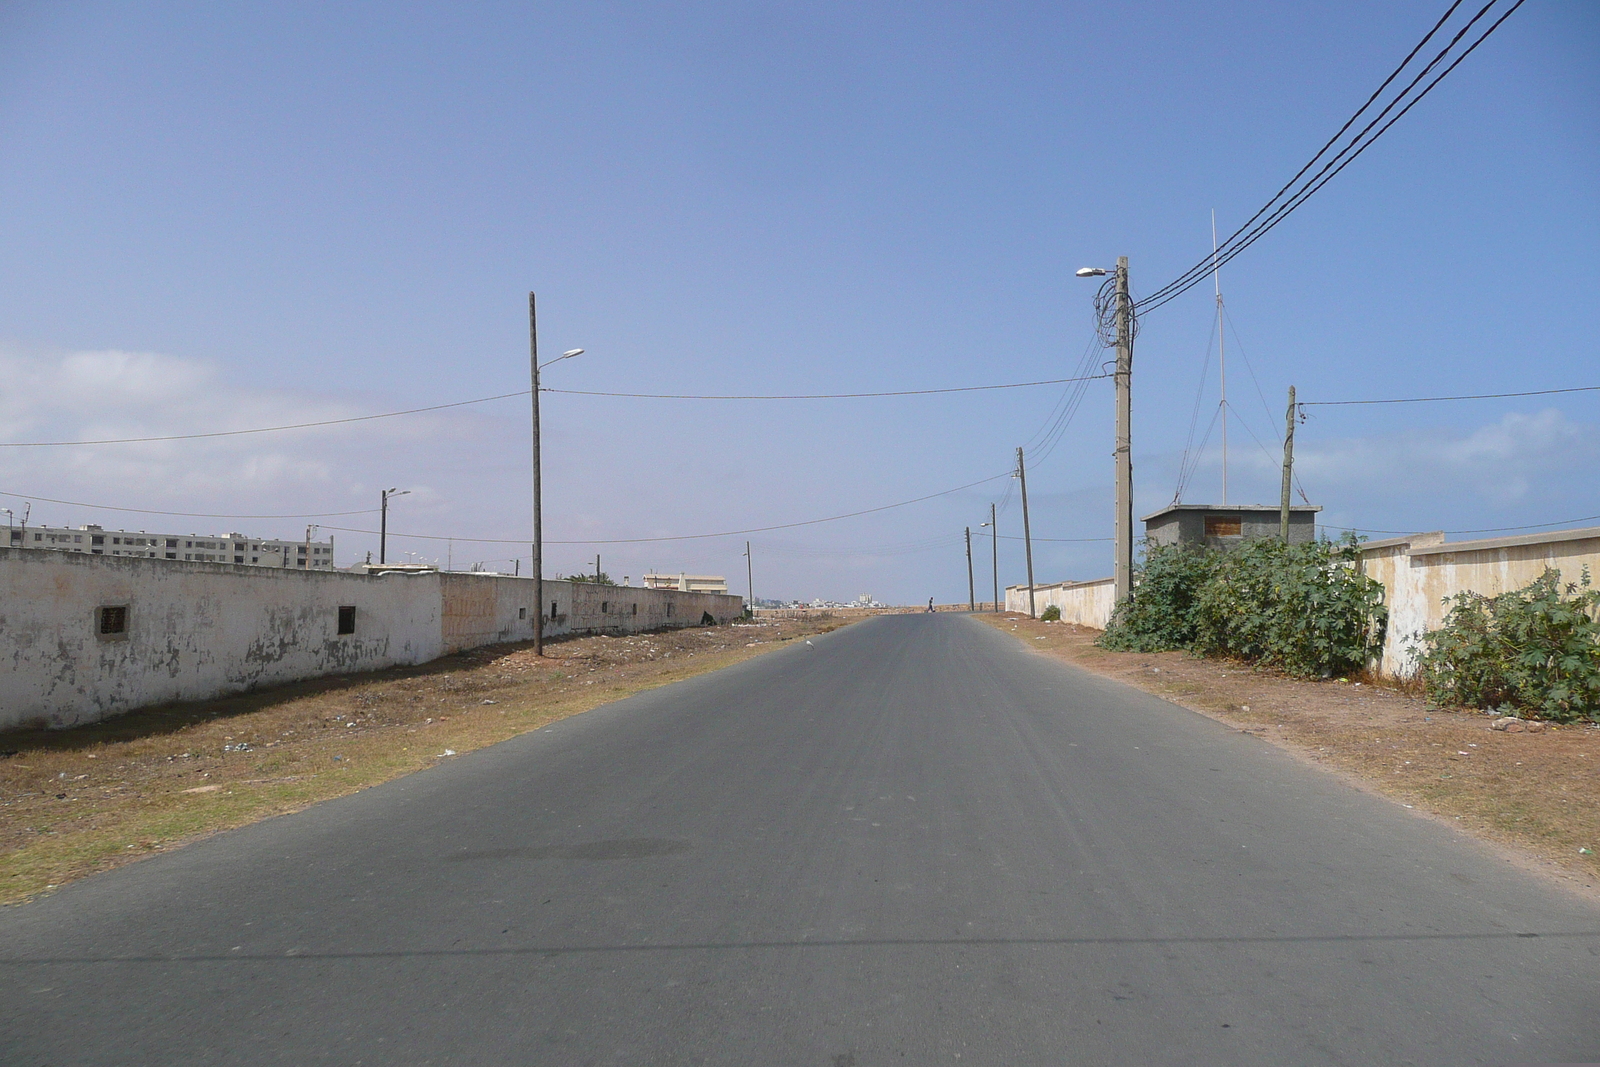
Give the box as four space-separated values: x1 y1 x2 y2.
1296 408 1598 506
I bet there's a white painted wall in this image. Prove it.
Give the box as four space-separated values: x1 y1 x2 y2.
0 548 442 730
1 549 747 731
1005 578 1116 627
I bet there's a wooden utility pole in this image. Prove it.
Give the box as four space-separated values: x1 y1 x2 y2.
1017 446 1036 619
745 541 754 615
1281 385 1297 540
596 553 602 582
989 502 998 612
530 292 544 656
1113 256 1134 603
965 527 975 612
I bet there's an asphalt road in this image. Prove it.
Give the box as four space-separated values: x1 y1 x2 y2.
2 613 1598 1066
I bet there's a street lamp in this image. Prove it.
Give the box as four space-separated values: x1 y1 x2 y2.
529 290 585 657
1077 257 1134 603
380 488 410 565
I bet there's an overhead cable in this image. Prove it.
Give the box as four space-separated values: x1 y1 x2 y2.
320 472 1014 546
0 375 1110 448
1303 384 1599 407
1136 0 1523 315
0 489 378 521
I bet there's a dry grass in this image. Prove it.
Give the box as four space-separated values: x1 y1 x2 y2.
0 616 847 905
984 612 1600 895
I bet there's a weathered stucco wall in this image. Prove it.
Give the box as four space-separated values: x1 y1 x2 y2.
438 574 743 652
1006 578 1116 628
1360 527 1600 678
0 548 443 730
2 551 746 731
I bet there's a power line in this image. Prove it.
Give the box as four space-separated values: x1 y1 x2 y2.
1326 513 1600 537
998 534 1112 543
545 375 1109 402
1137 0 1523 315
0 375 1111 448
0 392 533 448
0 489 377 521
1303 385 1599 407
318 472 1013 546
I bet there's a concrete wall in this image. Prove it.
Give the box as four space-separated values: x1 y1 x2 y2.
1 549 745 731
1002 526 1600 680
1359 527 1600 678
0 548 444 730
1006 578 1116 628
438 573 743 653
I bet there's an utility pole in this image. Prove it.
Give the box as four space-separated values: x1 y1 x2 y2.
379 490 389 564
1281 385 1297 540
304 525 316 571
1017 446 1036 619
965 527 975 612
989 502 998 612
530 292 544 656
745 541 754 614
596 553 602 583
1113 256 1134 604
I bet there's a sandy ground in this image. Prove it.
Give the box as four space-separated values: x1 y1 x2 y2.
981 612 1600 899
0 614 847 904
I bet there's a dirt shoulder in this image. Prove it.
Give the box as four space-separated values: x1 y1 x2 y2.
0 615 849 905
981 612 1600 896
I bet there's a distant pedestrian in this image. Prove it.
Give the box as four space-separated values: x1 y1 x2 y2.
927 597 935 613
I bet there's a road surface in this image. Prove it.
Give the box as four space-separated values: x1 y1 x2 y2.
2 613 1597 1065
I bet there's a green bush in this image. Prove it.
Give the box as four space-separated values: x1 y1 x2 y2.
1098 542 1215 651
1415 568 1600 723
1040 605 1062 622
1189 534 1386 678
1099 534 1387 678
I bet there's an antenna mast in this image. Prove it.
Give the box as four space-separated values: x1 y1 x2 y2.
1213 210 1227 505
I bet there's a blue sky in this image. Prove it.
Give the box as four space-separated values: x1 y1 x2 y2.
0 1 1595 604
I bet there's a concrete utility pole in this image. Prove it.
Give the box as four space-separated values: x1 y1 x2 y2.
989 502 998 612
965 527 975 612
530 292 544 656
1017 446 1036 619
1281 385 1296 540
1113 256 1134 603
596 553 602 582
745 541 754 614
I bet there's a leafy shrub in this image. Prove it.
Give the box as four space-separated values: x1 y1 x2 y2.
1189 534 1386 678
1415 568 1600 722
1099 542 1215 651
1040 605 1062 622
1099 534 1387 678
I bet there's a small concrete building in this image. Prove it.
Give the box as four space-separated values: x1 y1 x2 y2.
1143 503 1321 549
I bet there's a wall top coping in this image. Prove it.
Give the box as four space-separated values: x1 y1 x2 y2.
1407 525 1600 559
1359 531 1446 552
1006 576 1114 593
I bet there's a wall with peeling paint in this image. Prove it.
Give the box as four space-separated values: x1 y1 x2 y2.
1359 527 1600 677
0 550 745 731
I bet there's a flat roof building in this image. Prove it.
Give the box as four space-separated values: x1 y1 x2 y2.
1142 504 1321 549
5 523 335 569
642 573 728 595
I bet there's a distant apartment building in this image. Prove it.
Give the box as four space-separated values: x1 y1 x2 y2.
4 523 335 569
642 572 728 595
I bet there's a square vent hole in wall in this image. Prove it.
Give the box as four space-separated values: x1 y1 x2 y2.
97 604 128 640
338 606 357 635
519 607 527 620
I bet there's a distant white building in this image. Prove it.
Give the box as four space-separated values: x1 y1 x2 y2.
5 523 335 569
642 572 728 595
